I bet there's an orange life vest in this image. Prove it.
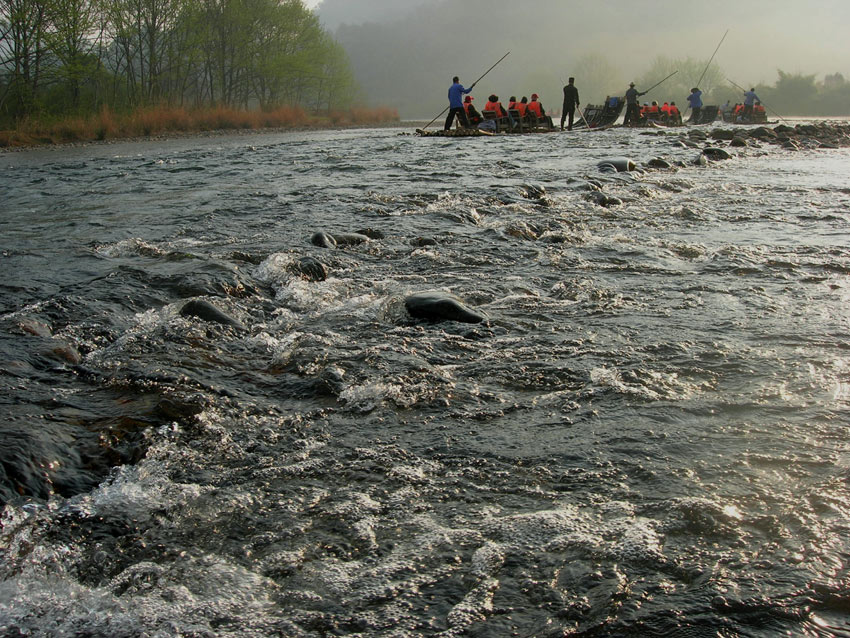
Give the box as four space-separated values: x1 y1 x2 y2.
527 100 543 117
648 105 659 114
484 101 503 116
669 105 680 116
507 101 517 111
661 103 670 115
517 102 528 117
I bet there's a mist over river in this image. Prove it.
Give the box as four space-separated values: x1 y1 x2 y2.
1 122 850 637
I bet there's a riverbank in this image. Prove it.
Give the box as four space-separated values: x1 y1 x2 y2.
0 105 401 151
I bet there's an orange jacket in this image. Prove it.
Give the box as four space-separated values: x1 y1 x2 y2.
484 101 505 116
527 100 543 117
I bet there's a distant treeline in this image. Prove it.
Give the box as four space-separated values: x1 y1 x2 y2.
0 0 359 126
751 71 850 117
636 58 850 117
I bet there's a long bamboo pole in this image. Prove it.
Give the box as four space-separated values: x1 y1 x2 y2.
643 70 679 96
695 29 729 89
421 51 511 130
727 77 789 124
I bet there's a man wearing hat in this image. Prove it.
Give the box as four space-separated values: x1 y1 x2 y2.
623 82 645 127
463 95 482 126
686 87 703 123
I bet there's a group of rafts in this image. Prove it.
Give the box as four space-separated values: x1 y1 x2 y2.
416 94 768 137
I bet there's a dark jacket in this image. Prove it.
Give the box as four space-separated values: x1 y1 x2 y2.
563 84 580 109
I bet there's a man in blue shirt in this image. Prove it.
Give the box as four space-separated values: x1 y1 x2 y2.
445 76 476 130
743 87 760 120
686 87 703 123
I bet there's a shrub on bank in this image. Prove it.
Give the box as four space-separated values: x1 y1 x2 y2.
0 105 400 148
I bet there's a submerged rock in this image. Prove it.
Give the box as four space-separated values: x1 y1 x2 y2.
311 231 370 248
645 158 672 169
179 299 245 329
586 191 622 207
291 256 328 282
597 157 636 173
404 291 486 324
702 147 733 160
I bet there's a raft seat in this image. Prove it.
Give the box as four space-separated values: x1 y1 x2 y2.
508 109 526 133
482 109 511 133
526 113 554 132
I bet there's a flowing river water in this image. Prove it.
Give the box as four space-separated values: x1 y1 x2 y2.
1 122 850 637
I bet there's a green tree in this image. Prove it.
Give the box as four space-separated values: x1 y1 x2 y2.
817 72 850 116
42 0 104 112
0 0 48 118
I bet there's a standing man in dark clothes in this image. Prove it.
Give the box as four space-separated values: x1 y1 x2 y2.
623 82 645 127
561 77 580 131
445 76 475 130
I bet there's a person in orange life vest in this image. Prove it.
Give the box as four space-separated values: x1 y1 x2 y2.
484 94 507 117
527 93 546 118
463 95 482 125
648 101 660 115
754 101 765 114
517 97 529 118
669 102 681 124
507 96 518 111
660 102 671 123
733 103 743 121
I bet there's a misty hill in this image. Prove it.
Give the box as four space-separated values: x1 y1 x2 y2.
318 0 850 119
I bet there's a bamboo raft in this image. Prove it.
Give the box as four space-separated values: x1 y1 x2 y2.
415 128 494 137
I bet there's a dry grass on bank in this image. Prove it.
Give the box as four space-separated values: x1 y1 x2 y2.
0 105 400 148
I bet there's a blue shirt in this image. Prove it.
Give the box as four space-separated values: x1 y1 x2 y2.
743 90 759 106
448 82 472 109
687 90 703 109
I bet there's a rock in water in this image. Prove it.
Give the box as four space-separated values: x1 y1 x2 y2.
597 157 636 172
310 231 370 248
179 299 245 330
332 232 370 246
291 256 328 282
404 291 486 324
702 147 732 160
310 232 337 248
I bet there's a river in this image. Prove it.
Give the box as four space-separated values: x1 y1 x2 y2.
1 122 850 637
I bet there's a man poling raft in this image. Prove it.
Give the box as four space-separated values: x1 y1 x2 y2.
444 76 476 130
416 52 511 135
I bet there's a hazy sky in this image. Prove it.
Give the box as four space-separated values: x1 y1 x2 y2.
311 0 850 117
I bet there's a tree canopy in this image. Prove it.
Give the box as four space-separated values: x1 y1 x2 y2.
0 0 358 122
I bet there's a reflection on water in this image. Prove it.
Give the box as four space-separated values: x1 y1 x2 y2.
1 124 850 637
